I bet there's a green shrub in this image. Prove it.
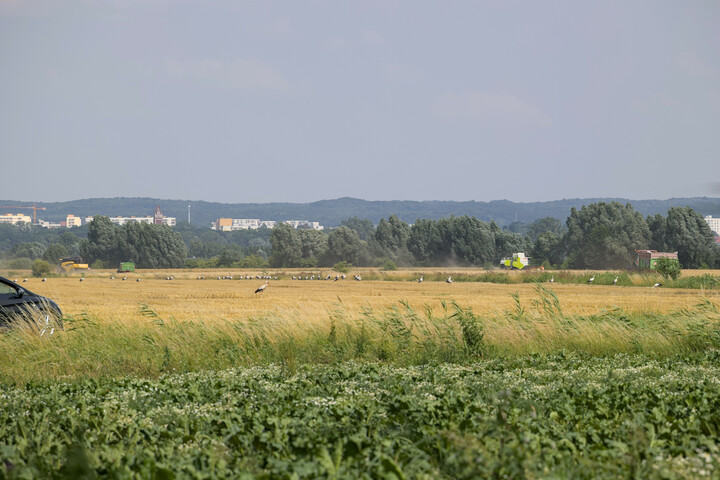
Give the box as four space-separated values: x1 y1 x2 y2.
31 259 53 277
655 257 681 280
382 261 398 271
333 261 352 273
91 259 105 269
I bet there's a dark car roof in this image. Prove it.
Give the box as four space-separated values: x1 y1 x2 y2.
0 276 34 293
0 276 61 307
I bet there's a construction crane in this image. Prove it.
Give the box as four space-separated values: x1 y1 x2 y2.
0 203 47 224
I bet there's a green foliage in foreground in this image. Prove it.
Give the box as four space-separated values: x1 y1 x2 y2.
2 355 720 478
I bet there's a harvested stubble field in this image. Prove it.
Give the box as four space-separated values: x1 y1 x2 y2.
10 268 720 321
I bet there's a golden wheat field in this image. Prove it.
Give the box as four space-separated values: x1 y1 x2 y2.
3 268 720 383
6 268 720 324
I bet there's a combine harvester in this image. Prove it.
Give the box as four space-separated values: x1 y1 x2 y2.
499 252 531 270
59 256 89 273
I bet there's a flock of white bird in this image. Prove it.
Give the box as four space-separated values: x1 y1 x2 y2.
13 273 666 294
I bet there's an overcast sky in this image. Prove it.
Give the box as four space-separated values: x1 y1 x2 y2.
2 0 719 204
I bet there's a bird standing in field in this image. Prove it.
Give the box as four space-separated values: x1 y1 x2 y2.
587 275 595 284
613 276 619 285
652 282 662 288
255 281 269 294
418 276 423 283
446 276 453 284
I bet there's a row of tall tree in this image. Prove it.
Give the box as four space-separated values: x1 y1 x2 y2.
1 203 718 269
80 216 186 268
268 215 531 268
537 203 718 269
269 204 719 269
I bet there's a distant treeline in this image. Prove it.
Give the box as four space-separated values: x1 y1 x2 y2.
1 202 718 270
2 196 720 228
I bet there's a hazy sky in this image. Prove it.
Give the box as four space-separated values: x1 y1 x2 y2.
2 0 719 204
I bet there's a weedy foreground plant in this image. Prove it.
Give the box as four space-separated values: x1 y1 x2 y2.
2 287 720 383
3 354 720 478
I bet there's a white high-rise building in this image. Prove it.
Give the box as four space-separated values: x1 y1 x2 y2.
705 216 720 235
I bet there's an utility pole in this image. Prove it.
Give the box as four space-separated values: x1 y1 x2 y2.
188 205 191 224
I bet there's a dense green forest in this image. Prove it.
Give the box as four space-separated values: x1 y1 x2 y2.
2 196 720 228
1 202 718 271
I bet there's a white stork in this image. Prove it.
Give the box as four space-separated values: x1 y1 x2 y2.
446 276 453 284
587 275 595 284
255 281 269 294
418 276 423 283
652 282 662 288
549 276 554 283
613 276 619 285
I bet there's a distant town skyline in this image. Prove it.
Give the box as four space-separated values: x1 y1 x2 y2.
2 1 719 203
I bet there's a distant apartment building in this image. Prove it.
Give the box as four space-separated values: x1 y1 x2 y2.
37 220 63 229
213 218 232 231
233 218 261 230
211 218 281 231
705 216 720 235
66 215 83 228
212 218 266 231
0 213 32 225
109 216 154 226
284 220 324 230
105 216 175 226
